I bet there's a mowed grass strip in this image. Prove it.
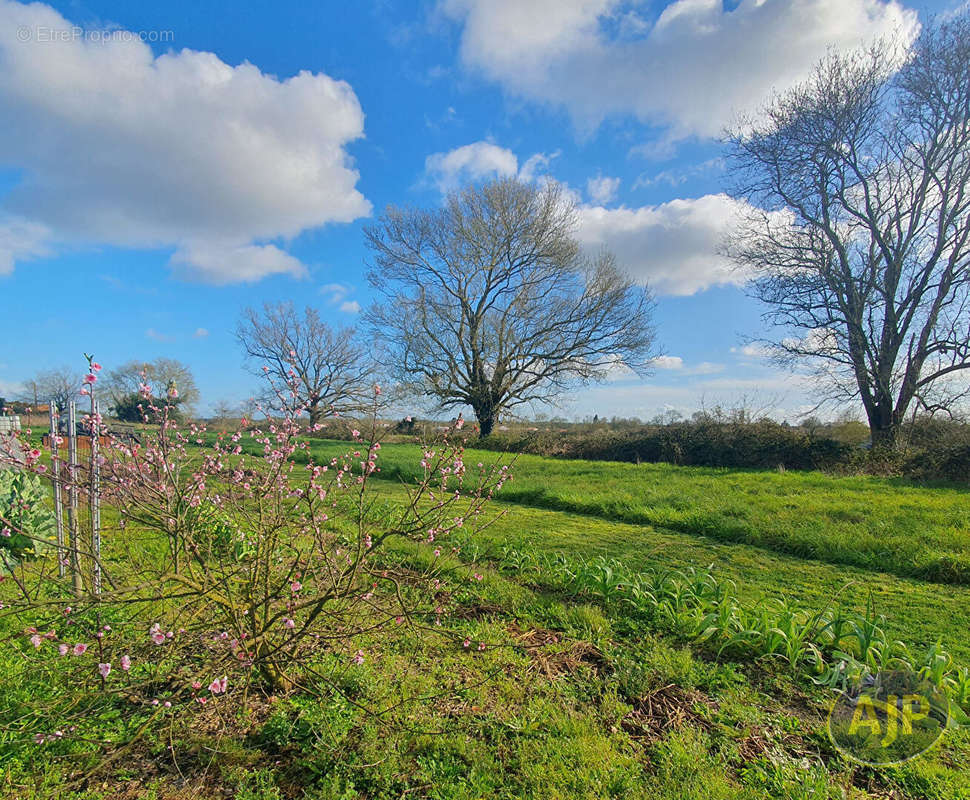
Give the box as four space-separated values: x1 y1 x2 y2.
261 437 970 586
369 481 970 664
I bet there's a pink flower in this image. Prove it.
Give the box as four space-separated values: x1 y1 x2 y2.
192 681 202 690
352 650 365 665
462 638 471 649
98 663 111 678
83 373 96 385
58 644 69 656
91 363 102 372
290 581 302 593
284 618 296 629
120 655 131 671
72 643 87 656
29 634 42 649
149 623 166 645
209 676 228 694
351 429 361 439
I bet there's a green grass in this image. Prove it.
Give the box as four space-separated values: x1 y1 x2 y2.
5 435 970 799
278 438 970 586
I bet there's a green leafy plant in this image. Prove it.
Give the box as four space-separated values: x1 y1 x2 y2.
0 469 56 569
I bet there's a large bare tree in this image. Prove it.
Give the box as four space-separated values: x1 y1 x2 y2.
22 366 82 410
236 303 373 425
364 178 656 436
727 15 970 448
103 358 200 413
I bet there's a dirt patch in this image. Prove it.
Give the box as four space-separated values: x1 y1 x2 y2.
506 623 606 679
621 683 719 742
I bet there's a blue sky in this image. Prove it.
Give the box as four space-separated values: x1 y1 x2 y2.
0 0 957 420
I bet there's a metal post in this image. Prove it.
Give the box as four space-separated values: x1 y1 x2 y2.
90 399 101 596
48 403 65 579
67 401 83 596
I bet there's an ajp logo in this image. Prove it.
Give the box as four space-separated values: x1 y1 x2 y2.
828 670 949 765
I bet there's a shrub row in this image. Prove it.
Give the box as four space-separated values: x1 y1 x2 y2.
474 422 970 482
477 421 855 471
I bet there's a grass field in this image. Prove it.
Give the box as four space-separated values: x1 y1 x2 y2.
3 435 970 799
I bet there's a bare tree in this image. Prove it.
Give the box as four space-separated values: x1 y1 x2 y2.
364 177 656 436
727 15 970 448
103 358 200 413
22 367 82 411
236 303 373 425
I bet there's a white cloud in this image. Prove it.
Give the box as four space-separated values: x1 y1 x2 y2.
442 0 918 139
578 193 757 295
320 282 360 312
649 355 725 375
650 355 684 370
0 216 50 275
424 141 558 193
170 242 306 285
0 0 370 283
193 328 209 338
424 141 519 193
145 328 173 342
586 174 620 204
732 343 773 359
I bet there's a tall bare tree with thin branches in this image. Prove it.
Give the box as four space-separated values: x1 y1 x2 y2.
364 177 656 436
727 15 970 447
236 303 374 425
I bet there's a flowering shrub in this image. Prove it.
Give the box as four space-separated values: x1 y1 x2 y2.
0 361 510 750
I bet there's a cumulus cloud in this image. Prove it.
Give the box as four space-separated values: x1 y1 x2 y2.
442 0 918 139
578 193 759 295
424 141 519 193
0 0 370 282
424 141 558 193
586 174 620 204
193 328 209 338
339 300 362 313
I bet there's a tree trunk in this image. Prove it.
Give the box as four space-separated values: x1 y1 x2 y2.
474 407 495 438
867 401 901 449
308 402 325 427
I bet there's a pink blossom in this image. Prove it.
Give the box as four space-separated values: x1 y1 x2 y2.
209 676 228 694
72 643 87 656
58 643 69 656
29 634 42 649
83 373 97 385
352 650 365 665
284 618 296 629
91 363 102 372
290 581 302 593
98 663 111 678
462 638 471 649
191 681 202 690
120 655 131 671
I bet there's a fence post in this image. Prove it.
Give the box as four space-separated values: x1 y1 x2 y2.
90 399 101 596
48 402 65 579
67 401 83 596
